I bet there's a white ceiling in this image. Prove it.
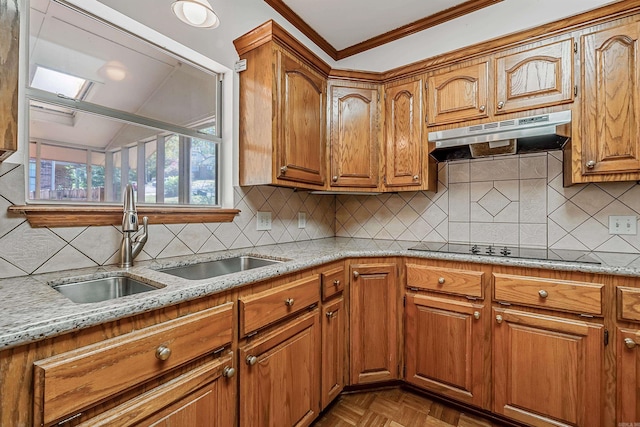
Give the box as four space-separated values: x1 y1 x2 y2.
280 0 469 50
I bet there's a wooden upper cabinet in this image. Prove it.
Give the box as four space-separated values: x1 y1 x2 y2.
494 38 574 115
493 308 603 427
579 22 640 176
329 83 381 188
276 51 326 186
0 0 19 161
384 78 424 188
427 61 489 126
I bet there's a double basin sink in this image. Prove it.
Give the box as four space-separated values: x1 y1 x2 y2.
52 255 283 304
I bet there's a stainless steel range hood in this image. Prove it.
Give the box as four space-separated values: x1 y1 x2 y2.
429 110 571 161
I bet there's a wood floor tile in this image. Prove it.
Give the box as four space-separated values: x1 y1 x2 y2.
312 388 500 427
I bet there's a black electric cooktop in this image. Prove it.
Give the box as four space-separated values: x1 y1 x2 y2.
408 242 601 264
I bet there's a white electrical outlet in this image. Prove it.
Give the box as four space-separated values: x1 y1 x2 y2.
256 211 272 231
298 212 306 229
608 215 637 235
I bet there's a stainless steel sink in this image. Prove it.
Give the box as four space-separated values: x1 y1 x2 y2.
159 255 282 280
52 276 162 304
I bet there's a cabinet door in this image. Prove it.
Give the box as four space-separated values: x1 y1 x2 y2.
618 328 640 424
350 262 398 384
240 311 320 427
329 85 380 188
427 62 489 126
384 79 423 187
495 38 574 114
321 296 345 409
276 51 326 186
580 22 640 175
405 294 486 408
493 308 603 427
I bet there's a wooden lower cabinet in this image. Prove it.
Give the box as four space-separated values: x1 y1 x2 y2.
239 310 321 427
617 328 640 424
349 261 399 384
404 293 486 408
79 354 236 427
493 307 604 427
321 296 345 409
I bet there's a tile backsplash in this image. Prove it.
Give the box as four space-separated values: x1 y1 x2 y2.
336 151 640 254
2 150 640 278
0 163 334 278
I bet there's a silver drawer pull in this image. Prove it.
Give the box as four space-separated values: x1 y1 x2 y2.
625 338 637 350
438 277 445 284
285 298 295 307
496 315 503 324
246 355 258 366
538 289 548 298
473 311 480 320
155 345 172 361
333 279 340 286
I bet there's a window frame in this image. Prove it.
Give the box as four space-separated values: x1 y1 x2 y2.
12 0 237 226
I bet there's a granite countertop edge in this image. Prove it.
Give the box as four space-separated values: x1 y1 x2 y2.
1 237 639 351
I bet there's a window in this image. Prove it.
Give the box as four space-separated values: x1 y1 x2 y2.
26 0 224 206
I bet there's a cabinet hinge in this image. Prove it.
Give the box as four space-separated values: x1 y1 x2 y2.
579 313 594 318
377 92 380 102
402 365 406 378
574 41 578 53
465 296 479 301
246 331 258 339
497 301 511 306
308 303 318 311
403 295 406 307
213 345 226 356
604 329 609 346
574 85 578 97
408 287 419 292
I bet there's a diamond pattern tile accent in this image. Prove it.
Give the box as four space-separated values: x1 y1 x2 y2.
477 188 510 216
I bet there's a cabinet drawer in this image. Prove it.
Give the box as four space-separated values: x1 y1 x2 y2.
322 266 345 300
618 287 640 322
493 273 603 315
406 263 483 298
239 274 320 336
33 303 234 427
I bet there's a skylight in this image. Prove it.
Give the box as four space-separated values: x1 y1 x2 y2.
31 66 87 98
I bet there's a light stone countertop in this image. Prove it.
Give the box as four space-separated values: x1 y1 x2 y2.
1 237 639 351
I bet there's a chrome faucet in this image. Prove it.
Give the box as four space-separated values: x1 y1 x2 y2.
120 184 148 268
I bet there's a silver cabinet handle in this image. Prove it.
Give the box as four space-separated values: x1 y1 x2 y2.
222 366 236 378
586 160 596 169
538 289 548 298
496 315 503 324
155 345 171 361
625 338 637 350
353 271 360 279
438 277 445 284
333 279 340 287
473 311 480 320
280 166 288 174
284 298 294 307
413 175 419 180
479 105 486 112
497 101 504 109
332 175 338 182
246 355 258 366
326 311 337 319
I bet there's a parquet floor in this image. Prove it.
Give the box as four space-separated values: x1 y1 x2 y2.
312 388 502 427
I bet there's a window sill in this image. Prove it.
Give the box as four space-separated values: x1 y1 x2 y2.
8 205 240 227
